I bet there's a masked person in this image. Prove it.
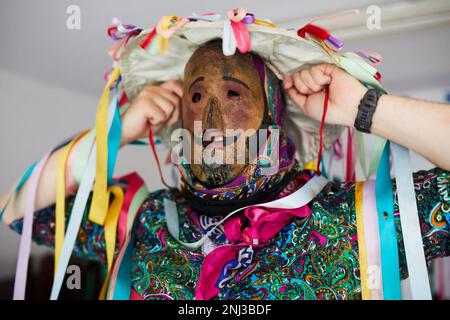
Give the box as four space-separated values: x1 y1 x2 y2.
1 17 449 300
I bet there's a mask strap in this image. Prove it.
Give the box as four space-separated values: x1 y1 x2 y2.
316 86 329 176
147 123 172 190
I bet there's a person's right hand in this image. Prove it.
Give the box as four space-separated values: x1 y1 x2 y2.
120 80 183 146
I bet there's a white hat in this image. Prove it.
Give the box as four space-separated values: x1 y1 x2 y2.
115 11 382 167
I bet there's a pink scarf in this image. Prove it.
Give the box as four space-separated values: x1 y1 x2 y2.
195 176 313 300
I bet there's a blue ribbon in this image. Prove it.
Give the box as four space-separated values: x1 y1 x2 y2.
375 141 401 299
0 162 37 221
113 227 136 300
107 79 123 182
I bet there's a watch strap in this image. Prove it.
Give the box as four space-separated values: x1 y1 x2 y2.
354 89 383 133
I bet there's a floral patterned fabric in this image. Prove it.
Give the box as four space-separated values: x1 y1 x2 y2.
9 168 450 300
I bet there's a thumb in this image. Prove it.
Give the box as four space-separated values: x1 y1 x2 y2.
286 87 307 111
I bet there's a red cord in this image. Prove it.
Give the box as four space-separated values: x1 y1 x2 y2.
316 86 329 176
140 28 157 49
297 24 330 41
345 127 356 181
148 123 171 189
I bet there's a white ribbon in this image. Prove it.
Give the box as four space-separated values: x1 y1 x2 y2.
164 174 329 250
392 142 432 300
222 19 237 56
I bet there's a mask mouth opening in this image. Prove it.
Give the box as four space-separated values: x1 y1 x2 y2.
199 129 241 150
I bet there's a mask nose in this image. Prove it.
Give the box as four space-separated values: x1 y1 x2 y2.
203 97 224 131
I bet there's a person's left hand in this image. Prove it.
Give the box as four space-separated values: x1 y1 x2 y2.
282 63 368 127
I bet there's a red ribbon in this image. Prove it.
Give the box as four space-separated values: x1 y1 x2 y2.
147 123 171 189
316 86 330 176
140 28 157 49
345 127 356 181
297 23 330 41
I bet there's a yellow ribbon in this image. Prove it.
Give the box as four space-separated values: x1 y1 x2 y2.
355 181 370 300
303 160 317 171
55 130 89 274
98 185 124 300
309 36 340 65
254 18 277 28
88 67 121 226
156 16 188 55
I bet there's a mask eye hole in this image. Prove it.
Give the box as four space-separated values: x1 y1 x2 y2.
227 90 240 100
192 92 202 103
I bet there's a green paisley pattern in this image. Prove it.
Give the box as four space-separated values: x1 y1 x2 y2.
10 168 450 300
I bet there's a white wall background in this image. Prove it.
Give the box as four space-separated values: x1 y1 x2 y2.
0 0 449 293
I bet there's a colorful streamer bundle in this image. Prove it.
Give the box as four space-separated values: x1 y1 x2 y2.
139 8 276 56
107 18 142 61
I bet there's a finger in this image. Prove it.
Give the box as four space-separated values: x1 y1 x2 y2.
167 99 181 127
292 71 312 95
161 80 184 98
152 94 177 121
282 74 294 90
300 69 322 92
309 65 332 87
143 102 167 126
287 87 307 111
157 87 181 107
315 63 339 80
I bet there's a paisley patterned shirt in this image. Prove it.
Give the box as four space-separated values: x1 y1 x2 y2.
10 168 450 300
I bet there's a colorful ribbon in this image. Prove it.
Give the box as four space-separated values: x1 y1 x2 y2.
99 173 147 299
50 86 120 300
187 13 222 22
391 143 431 299
196 204 313 300
13 152 52 299
316 87 329 176
222 8 253 56
0 162 37 221
13 135 77 299
355 181 370 299
55 130 90 274
362 180 383 299
345 127 356 181
156 16 189 55
222 19 237 56
375 141 401 299
88 67 121 226
164 173 328 249
107 18 142 61
297 23 343 51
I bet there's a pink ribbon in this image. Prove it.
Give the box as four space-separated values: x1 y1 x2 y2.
13 152 51 300
115 173 145 248
227 8 253 54
105 172 145 299
195 204 312 300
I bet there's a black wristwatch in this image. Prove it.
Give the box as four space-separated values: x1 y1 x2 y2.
354 89 383 133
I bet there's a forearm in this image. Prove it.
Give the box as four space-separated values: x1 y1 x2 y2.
370 95 450 171
1 136 85 224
